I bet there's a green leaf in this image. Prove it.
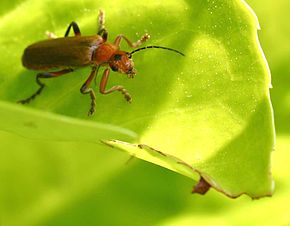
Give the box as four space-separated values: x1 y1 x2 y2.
0 101 137 142
0 0 274 198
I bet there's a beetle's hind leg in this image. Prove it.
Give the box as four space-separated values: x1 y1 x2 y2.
64 21 81 37
18 75 45 104
80 66 98 116
18 69 73 104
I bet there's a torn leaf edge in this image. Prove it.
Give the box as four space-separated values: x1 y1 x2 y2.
101 139 273 199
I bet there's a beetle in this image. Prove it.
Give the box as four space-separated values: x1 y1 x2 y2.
19 10 184 115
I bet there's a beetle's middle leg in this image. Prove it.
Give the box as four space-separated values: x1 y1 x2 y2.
18 69 73 104
100 68 132 102
80 66 98 116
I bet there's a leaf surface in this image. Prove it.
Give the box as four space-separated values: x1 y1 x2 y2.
0 0 275 198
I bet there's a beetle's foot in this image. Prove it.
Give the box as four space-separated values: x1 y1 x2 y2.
17 86 44 105
141 33 150 42
125 95 132 103
17 99 30 104
87 106 95 116
115 85 132 103
18 96 35 104
87 98 96 116
98 10 105 31
121 89 132 103
132 33 150 48
46 31 58 39
127 74 135 79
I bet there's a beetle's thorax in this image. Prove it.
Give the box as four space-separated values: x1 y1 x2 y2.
92 43 118 65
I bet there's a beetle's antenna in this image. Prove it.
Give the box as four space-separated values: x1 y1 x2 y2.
130 45 185 56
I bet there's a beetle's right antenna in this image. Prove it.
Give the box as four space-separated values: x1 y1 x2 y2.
130 45 185 56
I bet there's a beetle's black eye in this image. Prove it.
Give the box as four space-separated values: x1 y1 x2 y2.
111 65 118 71
127 53 132 58
114 54 122 61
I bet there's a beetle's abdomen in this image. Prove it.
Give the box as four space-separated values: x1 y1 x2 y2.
22 35 103 70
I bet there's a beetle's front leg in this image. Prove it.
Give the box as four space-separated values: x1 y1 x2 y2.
100 68 132 102
97 10 108 41
114 33 150 48
98 10 105 32
80 66 98 116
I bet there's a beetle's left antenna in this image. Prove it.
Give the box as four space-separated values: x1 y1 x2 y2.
130 45 185 56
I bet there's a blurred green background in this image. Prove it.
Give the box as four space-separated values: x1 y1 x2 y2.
0 0 289 226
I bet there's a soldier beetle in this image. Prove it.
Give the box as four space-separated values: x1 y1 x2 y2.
19 10 184 115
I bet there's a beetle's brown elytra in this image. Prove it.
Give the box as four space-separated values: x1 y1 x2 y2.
19 10 184 116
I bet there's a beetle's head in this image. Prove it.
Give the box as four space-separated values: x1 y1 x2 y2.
109 46 184 77
109 51 136 77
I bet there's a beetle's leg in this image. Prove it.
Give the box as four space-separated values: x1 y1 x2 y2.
100 68 132 102
46 31 58 39
98 10 105 32
97 10 108 41
98 29 108 42
64 22 81 37
18 69 73 104
80 66 98 116
114 33 150 48
94 66 100 86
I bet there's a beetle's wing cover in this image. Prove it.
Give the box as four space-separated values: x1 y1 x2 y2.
22 35 103 70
